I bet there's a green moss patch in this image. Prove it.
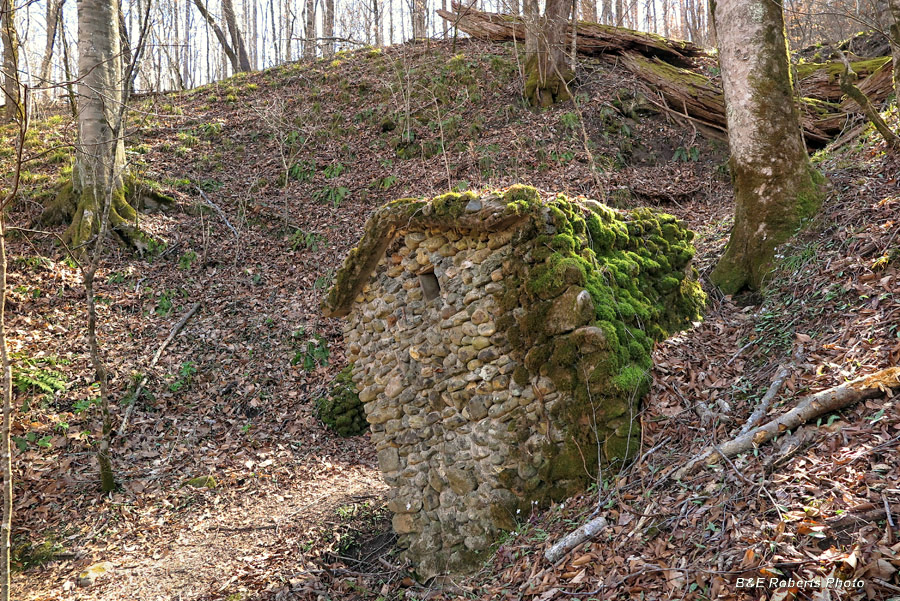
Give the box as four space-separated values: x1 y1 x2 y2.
317 365 368 437
499 193 704 485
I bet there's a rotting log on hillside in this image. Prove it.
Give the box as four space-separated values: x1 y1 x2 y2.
438 3 707 67
439 6 895 147
797 56 890 102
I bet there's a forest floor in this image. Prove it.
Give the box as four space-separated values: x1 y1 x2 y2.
3 38 900 601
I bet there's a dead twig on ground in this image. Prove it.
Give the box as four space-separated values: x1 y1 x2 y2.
195 186 239 238
117 302 201 439
675 367 900 480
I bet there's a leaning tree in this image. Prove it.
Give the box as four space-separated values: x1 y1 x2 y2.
524 0 574 107
710 0 825 294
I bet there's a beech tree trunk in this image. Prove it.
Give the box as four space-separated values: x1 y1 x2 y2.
1 0 20 123
71 0 134 247
524 0 574 106
709 0 824 294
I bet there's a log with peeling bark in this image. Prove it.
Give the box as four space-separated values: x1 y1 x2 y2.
438 6 896 146
674 367 900 480
437 4 707 66
797 57 891 102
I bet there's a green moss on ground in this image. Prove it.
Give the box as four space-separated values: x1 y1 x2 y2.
317 365 368 437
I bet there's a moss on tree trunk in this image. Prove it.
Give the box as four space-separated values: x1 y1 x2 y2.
709 0 825 295
42 178 170 251
524 0 574 107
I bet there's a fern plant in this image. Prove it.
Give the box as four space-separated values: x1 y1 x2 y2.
11 353 68 395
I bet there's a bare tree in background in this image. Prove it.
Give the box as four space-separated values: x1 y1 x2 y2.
303 0 315 58
1 0 20 123
323 0 335 55
193 0 250 72
411 0 426 38
222 0 252 70
889 0 900 98
581 0 597 22
39 0 66 91
374 0 383 45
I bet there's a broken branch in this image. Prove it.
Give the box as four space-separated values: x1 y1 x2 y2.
117 302 202 438
674 367 900 480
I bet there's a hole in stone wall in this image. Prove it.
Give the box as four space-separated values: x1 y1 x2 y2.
418 271 441 301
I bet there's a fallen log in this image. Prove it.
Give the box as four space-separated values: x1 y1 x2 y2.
438 6 895 147
837 51 900 152
674 367 900 480
544 514 609 564
797 56 891 102
437 4 707 66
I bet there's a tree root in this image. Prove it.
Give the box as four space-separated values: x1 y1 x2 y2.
37 176 174 253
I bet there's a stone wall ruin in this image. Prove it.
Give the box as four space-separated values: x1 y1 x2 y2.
323 186 704 579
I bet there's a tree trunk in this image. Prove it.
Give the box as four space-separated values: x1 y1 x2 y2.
374 0 383 46
0 225 10 601
250 0 258 68
323 0 334 56
580 0 596 22
119 1 133 92
71 0 132 245
269 0 279 63
192 0 243 73
185 0 193 86
303 0 314 58
0 128 14 601
39 0 65 90
222 0 252 71
1 0 21 123
889 0 900 100
285 0 293 61
389 0 394 43
661 0 668 36
709 0 824 295
524 0 573 106
600 0 611 24
59 12 77 117
412 0 426 38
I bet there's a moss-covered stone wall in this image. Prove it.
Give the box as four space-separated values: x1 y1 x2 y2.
328 187 704 580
